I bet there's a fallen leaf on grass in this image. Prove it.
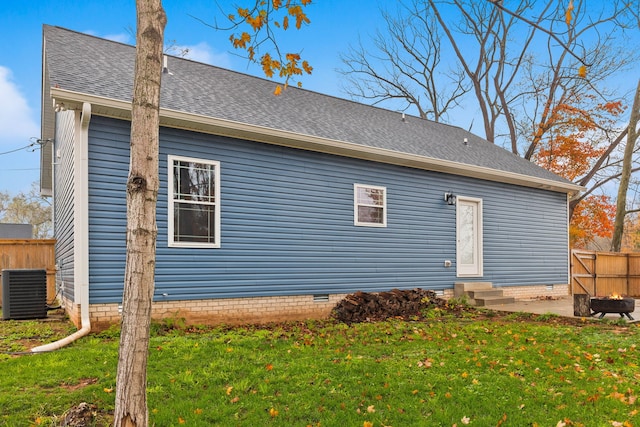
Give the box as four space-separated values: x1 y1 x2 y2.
417 358 433 368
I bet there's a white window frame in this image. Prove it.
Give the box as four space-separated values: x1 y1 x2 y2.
354 183 387 227
168 155 221 248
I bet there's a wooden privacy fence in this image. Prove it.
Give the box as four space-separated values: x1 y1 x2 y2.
0 239 56 306
571 250 640 297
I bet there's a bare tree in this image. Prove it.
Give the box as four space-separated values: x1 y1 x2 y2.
611 80 640 251
340 0 639 243
0 183 52 238
338 3 468 122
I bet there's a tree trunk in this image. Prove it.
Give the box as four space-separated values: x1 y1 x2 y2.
573 293 591 317
611 79 640 252
113 1 166 426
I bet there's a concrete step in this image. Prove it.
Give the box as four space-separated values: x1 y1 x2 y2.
454 281 494 297
475 296 516 307
467 289 504 299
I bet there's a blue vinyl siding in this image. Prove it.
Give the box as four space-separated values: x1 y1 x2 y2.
87 116 568 303
53 111 76 301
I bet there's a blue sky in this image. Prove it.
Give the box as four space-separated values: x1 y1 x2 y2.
0 0 386 195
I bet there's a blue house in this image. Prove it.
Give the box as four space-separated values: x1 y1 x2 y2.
41 25 582 330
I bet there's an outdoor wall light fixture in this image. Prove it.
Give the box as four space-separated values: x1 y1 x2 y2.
444 192 456 205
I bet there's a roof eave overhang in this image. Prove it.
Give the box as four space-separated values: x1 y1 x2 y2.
50 88 584 196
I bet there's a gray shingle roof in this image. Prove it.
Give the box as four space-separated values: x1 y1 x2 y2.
42 25 578 191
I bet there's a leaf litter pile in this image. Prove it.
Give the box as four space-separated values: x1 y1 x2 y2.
332 288 446 323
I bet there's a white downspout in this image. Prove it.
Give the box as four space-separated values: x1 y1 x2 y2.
32 102 92 353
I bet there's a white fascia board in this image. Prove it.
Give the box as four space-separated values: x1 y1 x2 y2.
50 88 585 196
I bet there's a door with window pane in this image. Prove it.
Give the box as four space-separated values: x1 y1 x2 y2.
456 197 483 276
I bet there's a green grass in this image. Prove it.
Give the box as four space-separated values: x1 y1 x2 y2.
1 315 639 426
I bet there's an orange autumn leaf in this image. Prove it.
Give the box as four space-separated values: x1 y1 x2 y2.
288 5 310 29
578 65 587 78
565 0 574 25
226 0 312 95
226 0 312 92
269 407 279 417
178 417 186 424
265 363 274 371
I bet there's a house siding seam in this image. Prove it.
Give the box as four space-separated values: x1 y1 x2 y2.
86 116 569 305
53 110 76 302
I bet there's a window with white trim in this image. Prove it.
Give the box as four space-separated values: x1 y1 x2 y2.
354 184 387 227
168 155 220 248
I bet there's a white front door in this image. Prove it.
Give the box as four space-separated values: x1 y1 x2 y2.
457 197 483 277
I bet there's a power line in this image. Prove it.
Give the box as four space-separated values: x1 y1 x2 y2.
0 138 51 156
0 143 36 156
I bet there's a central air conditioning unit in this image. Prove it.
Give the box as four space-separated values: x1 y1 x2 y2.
2 269 48 320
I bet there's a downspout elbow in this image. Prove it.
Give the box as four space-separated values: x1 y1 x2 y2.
30 323 91 353
31 292 91 353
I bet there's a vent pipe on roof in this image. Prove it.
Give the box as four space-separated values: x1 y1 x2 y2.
401 112 406 122
163 55 168 74
463 137 469 146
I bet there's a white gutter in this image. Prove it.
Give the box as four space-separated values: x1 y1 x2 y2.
32 103 93 353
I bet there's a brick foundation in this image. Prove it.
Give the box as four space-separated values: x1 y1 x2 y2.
60 284 569 331
62 293 346 332
499 283 569 299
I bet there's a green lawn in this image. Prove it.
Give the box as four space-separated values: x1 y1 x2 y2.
1 312 638 426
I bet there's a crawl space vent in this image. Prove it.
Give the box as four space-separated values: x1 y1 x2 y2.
2 269 48 320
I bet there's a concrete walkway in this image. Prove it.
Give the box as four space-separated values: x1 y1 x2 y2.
485 296 639 323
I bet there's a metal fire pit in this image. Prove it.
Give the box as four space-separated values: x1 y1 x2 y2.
590 297 635 320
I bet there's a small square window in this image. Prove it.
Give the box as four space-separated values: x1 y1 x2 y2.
354 184 387 227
